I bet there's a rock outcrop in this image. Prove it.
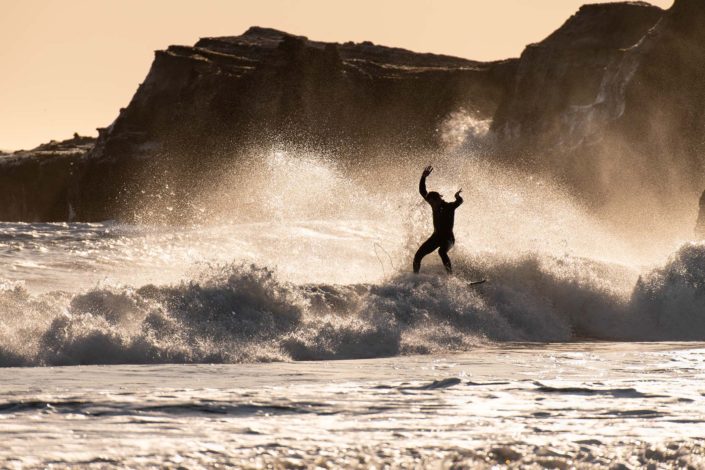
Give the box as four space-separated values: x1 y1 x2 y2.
0 27 514 222
492 1 664 156
493 0 705 221
0 135 95 221
696 190 705 239
3 0 705 226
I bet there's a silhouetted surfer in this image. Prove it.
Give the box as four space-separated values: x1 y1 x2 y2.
413 165 463 274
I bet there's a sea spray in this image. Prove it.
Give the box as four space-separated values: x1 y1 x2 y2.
0 145 701 366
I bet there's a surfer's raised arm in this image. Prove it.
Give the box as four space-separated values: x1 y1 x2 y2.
419 165 433 199
453 189 463 208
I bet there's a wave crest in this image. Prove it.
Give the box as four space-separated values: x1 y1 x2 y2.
630 243 705 340
1 244 705 367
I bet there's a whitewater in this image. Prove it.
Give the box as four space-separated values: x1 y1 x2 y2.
1 147 705 467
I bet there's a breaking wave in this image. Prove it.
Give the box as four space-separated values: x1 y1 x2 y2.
1 242 704 367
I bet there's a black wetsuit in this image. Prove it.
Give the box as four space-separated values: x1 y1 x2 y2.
413 174 463 274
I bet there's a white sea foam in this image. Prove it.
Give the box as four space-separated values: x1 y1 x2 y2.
0 240 703 367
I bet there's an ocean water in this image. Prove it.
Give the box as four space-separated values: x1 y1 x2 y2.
1 149 705 467
2 343 705 468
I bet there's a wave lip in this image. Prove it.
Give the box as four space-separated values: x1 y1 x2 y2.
629 242 705 340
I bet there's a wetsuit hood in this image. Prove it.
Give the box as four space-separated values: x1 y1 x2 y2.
426 191 442 202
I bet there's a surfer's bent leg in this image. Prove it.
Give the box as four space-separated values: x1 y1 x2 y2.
438 236 454 274
413 235 439 273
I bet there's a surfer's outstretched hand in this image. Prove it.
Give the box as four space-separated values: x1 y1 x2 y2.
455 189 462 198
422 165 433 177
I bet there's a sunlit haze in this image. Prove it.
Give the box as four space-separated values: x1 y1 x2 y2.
0 0 672 150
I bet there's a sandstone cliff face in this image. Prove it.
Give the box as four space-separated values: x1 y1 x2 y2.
13 27 513 222
3 1 705 225
0 136 94 221
492 0 705 219
492 1 664 153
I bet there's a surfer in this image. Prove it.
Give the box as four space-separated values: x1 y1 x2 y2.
413 165 463 274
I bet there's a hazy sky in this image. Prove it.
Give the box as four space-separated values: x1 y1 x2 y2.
0 0 672 150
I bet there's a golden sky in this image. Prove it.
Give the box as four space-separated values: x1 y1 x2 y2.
0 0 673 151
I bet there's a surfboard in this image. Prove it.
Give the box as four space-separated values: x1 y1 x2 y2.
469 280 486 286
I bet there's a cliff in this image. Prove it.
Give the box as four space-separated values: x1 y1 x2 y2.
492 0 705 221
3 1 705 225
492 1 664 152
0 135 95 221
1 27 513 222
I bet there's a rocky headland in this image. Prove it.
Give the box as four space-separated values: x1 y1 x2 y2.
0 135 95 221
2 0 704 225
492 0 705 224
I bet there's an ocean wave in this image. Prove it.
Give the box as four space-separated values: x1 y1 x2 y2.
629 242 705 340
1 243 704 367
